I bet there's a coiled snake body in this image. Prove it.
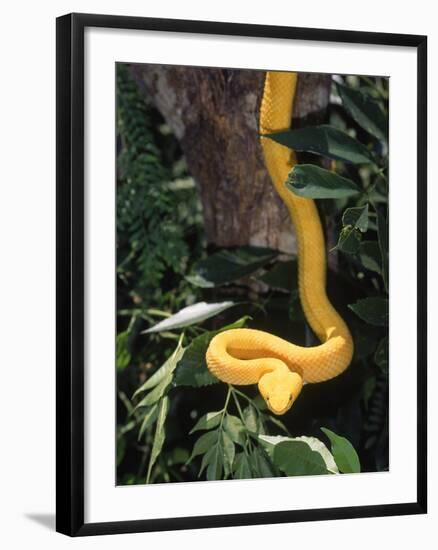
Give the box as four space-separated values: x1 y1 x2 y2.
206 72 354 415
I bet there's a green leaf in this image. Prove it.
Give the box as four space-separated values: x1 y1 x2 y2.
233 452 253 479
273 440 328 476
189 409 237 480
376 206 389 291
321 427 361 473
133 374 173 410
223 414 246 445
374 336 389 372
258 259 298 292
222 431 236 476
259 435 338 473
251 447 278 478
203 444 223 481
359 241 382 274
336 82 388 142
173 332 219 387
348 297 388 326
118 418 136 438
173 317 250 387
335 204 369 254
264 125 375 164
189 411 223 434
243 404 261 433
138 404 159 441
287 165 361 199
116 331 131 371
188 430 218 463
117 435 126 466
336 227 362 254
342 204 369 233
290 437 338 473
142 301 235 333
187 246 278 288
197 431 234 481
133 335 184 398
146 396 169 483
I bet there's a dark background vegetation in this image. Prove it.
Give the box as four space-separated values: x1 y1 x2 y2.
116 64 389 485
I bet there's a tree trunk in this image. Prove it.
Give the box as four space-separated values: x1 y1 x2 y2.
131 65 331 255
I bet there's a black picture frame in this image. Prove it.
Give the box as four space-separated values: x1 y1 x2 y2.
56 12 427 537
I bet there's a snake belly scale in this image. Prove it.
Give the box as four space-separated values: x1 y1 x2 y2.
206 72 354 415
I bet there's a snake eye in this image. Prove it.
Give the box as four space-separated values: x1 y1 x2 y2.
289 394 293 402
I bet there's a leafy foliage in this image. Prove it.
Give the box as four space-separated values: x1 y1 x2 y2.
335 82 388 142
187 246 278 288
265 124 375 164
117 63 203 307
334 205 369 254
349 297 389 327
286 164 361 199
321 427 361 473
117 68 389 485
273 440 329 476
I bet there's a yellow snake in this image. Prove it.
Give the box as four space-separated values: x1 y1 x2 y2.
206 72 354 415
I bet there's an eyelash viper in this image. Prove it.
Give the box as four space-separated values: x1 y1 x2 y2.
205 71 354 415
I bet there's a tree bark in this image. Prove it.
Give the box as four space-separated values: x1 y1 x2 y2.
131 65 331 255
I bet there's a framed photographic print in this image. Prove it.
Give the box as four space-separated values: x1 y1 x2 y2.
56 13 427 536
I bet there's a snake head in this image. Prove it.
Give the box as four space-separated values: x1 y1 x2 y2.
258 370 303 415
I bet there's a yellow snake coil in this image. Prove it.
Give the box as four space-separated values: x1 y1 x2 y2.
206 72 354 415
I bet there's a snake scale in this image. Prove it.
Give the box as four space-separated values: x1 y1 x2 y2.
206 71 354 415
